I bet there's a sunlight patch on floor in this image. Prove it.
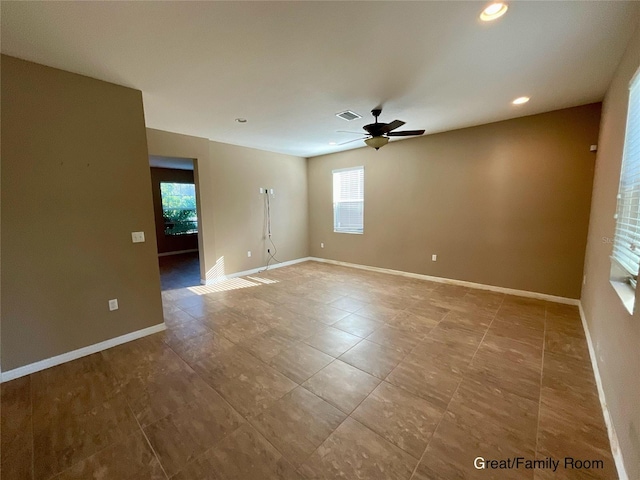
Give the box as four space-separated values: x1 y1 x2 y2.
188 276 279 294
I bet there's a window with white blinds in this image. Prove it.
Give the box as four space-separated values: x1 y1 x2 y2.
612 72 640 286
333 166 364 234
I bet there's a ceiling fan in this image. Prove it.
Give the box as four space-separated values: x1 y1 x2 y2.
338 108 425 150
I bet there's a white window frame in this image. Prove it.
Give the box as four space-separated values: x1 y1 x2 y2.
610 67 640 314
333 166 364 234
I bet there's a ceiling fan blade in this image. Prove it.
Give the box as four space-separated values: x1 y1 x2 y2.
336 130 366 135
363 120 405 136
387 129 426 137
380 120 406 133
338 137 368 145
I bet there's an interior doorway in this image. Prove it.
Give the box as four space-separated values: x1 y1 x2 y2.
149 155 201 290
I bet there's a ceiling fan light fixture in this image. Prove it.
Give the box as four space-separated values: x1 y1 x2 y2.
480 2 508 21
365 136 389 150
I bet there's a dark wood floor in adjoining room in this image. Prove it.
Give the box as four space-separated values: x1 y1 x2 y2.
1 261 616 479
158 251 201 291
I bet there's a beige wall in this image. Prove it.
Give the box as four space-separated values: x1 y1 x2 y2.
208 141 309 277
582 23 640 479
147 130 309 281
1 55 163 371
308 104 601 299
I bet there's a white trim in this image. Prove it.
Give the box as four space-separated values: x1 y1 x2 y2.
158 249 199 257
202 257 312 285
308 257 579 305
1 323 166 383
578 303 628 480
628 64 640 90
332 165 365 174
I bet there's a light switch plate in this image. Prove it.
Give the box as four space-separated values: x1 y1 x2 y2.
131 231 145 243
108 299 119 311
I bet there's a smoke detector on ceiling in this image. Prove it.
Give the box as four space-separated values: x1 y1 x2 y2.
336 110 362 121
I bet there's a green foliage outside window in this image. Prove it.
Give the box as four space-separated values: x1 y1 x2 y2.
160 182 198 236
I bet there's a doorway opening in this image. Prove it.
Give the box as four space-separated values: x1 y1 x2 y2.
149 156 201 290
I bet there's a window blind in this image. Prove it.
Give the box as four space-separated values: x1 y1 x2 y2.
612 73 640 280
333 166 364 234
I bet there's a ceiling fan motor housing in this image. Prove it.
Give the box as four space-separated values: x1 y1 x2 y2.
359 108 425 149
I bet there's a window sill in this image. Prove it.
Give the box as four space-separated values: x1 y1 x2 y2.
333 231 363 235
610 280 635 315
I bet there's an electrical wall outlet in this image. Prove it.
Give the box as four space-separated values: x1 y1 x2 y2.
432 254 437 262
247 251 252 257
583 275 587 285
131 231 145 243
108 299 119 311
270 188 275 195
259 187 264 194
321 242 324 248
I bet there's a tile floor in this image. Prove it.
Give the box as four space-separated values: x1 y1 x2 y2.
1 261 616 479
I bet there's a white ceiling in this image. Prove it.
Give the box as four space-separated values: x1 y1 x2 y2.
2 1 638 158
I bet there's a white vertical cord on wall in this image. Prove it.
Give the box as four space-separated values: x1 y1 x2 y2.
261 189 280 272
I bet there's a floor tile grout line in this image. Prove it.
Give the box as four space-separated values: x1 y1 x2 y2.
104 343 238 480
407 294 506 479
126 398 171 480
245 384 341 473
349 415 426 462
333 304 443 382
162 318 306 477
292 379 373 475
287 305 418 474
42 430 157 480
380 305 465 385
135 341 249 478
38 368 167 480
165 410 247 478
534 304 548 462
295 299 492 475
345 387 430 463
107 349 175 478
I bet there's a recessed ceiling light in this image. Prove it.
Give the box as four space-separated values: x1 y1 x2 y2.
512 96 530 105
329 142 337 145
480 2 508 21
235 118 247 123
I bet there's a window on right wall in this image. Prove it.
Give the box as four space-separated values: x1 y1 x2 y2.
610 70 640 314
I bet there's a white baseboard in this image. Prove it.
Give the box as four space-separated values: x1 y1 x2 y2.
578 303 628 480
158 249 199 257
1 323 167 383
202 257 311 285
309 257 579 305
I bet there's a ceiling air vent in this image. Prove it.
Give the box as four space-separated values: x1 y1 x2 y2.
336 110 362 121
